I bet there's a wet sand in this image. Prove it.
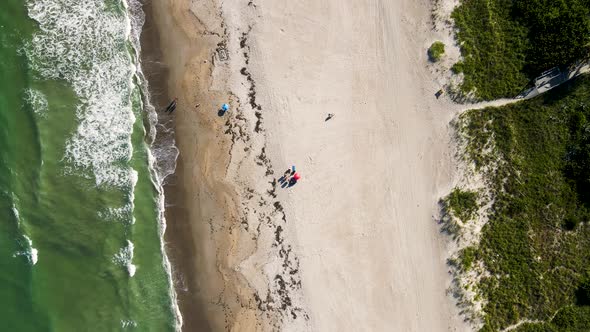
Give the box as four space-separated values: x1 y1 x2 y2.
138 1 209 330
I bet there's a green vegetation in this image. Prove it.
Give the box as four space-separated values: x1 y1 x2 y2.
445 188 478 222
458 76 590 331
451 0 590 100
514 0 590 75
440 188 479 239
549 306 590 332
428 41 445 62
577 275 590 306
451 0 529 99
459 246 478 271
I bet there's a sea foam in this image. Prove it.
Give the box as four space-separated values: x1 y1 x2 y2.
14 235 38 266
11 202 38 265
113 240 136 277
24 88 49 116
25 0 137 188
121 319 137 328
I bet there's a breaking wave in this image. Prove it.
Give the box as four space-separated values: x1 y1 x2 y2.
113 240 136 277
25 0 136 188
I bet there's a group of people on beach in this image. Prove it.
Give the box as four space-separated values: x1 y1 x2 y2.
163 98 309 189
279 166 300 188
164 98 231 118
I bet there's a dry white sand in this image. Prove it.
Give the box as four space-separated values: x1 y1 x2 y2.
150 0 474 330
246 0 468 330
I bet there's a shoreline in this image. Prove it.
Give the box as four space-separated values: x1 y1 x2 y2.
142 0 258 330
146 0 473 330
137 0 212 330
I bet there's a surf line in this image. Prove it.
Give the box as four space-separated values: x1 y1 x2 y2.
122 0 183 330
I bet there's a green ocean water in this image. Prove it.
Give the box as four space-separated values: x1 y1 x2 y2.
0 0 178 330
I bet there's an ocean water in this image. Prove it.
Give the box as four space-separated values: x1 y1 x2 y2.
0 0 179 330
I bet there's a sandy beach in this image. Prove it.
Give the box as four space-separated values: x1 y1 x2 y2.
147 0 470 330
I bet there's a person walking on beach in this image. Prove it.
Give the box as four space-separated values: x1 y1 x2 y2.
325 113 335 121
164 97 177 113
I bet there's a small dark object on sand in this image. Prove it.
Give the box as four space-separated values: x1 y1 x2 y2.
435 89 444 99
218 103 230 117
164 97 178 113
195 103 200 108
325 113 335 121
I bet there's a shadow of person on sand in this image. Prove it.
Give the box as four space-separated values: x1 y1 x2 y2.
217 109 226 117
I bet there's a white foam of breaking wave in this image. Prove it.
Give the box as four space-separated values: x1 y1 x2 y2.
121 319 137 328
14 235 38 265
124 0 182 329
25 236 38 265
11 202 38 265
25 0 137 188
98 203 133 223
113 240 136 277
11 203 20 224
98 169 138 223
24 88 49 116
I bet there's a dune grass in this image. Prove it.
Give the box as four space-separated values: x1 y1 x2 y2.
457 75 590 331
451 0 529 100
451 0 590 101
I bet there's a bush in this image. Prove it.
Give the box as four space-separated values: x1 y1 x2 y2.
451 61 464 74
549 306 590 331
445 188 478 222
428 41 445 62
562 214 580 231
458 77 590 330
514 0 590 75
551 306 578 329
451 0 590 100
576 277 590 306
460 246 478 271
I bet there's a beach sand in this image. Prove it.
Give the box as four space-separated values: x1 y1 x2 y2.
147 0 470 330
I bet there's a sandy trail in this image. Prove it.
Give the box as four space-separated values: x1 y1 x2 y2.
149 0 473 330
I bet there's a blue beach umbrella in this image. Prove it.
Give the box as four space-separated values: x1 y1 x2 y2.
221 103 230 111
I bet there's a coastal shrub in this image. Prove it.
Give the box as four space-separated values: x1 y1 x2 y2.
550 306 590 331
562 214 580 231
428 41 445 62
459 246 477 271
576 276 590 306
451 0 590 100
513 323 557 332
445 188 478 222
513 0 590 75
451 0 529 100
551 306 578 329
451 61 464 74
564 109 590 206
458 76 590 331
